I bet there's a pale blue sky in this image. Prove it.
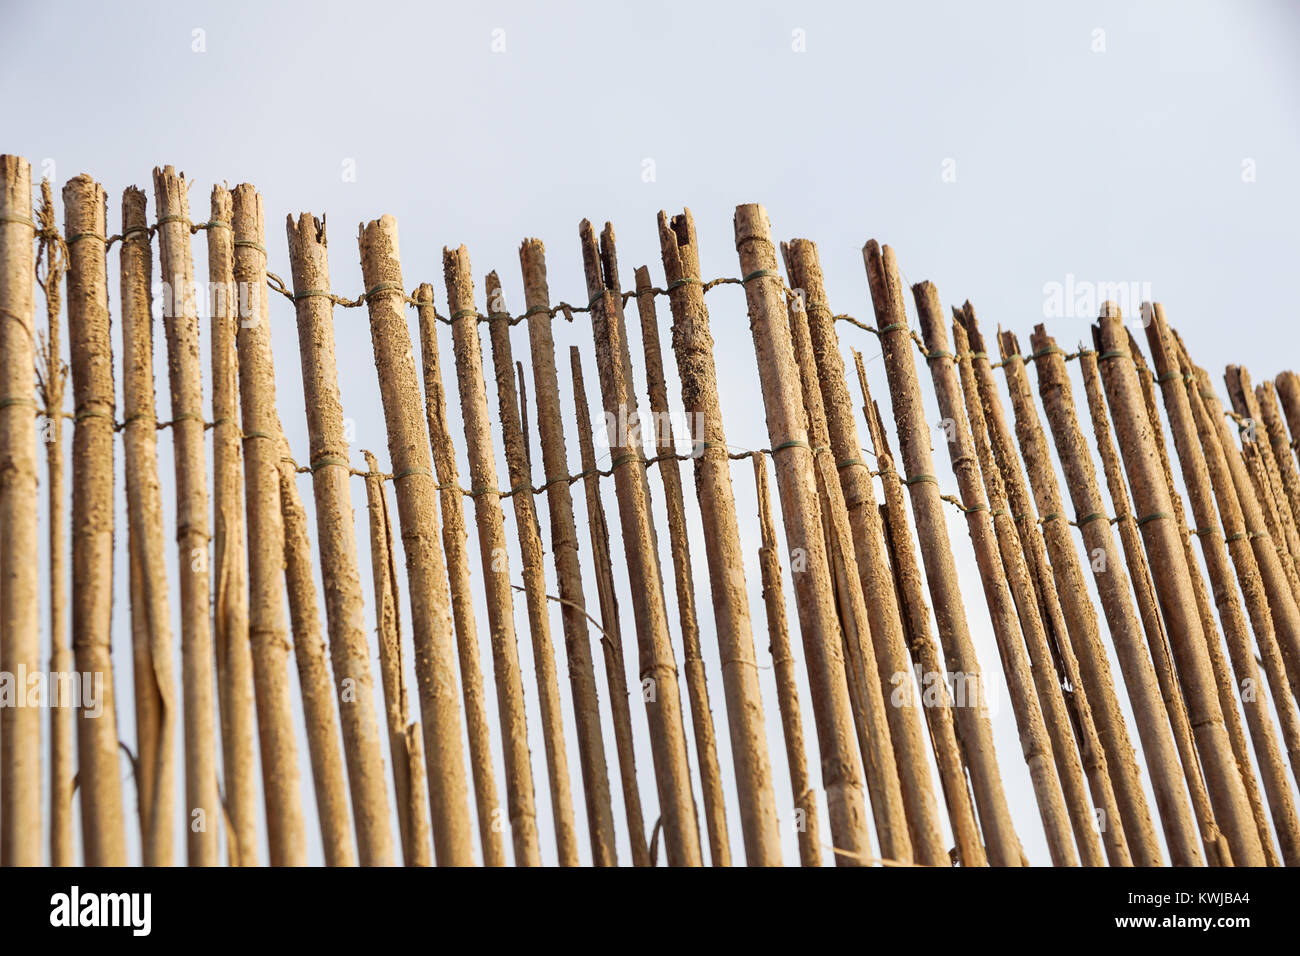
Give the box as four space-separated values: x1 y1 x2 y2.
4 0 1299 865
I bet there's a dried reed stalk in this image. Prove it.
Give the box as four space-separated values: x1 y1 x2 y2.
1258 383 1300 540
0 154 41 865
285 212 393 866
211 185 259 865
786 239 945 866
486 269 616 865
570 347 651 866
1093 305 1265 866
119 185 174 866
231 184 304 866
362 451 432 866
1031 325 1203 866
862 241 1020 866
66 172 126 865
584 219 702 865
277 439 356 866
359 218 473 865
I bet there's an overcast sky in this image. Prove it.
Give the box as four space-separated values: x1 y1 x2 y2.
3 0 1299 866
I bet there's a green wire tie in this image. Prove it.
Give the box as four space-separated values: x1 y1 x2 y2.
293 289 332 301
1074 511 1108 528
878 322 907 335
771 439 810 455
234 239 266 255
0 397 40 411
1156 370 1180 384
65 232 105 246
1039 511 1063 524
450 308 478 321
962 501 989 514
1098 350 1129 362
611 452 644 469
903 473 937 487
171 411 206 425
1136 511 1170 527
1030 345 1063 362
925 349 953 362
522 305 550 319
0 214 37 229
487 311 511 322
241 430 275 442
665 277 701 292
311 455 350 473
1189 526 1218 537
74 407 114 423
741 268 779 284
205 220 230 231
365 281 403 299
392 465 433 481
836 457 867 471
156 215 190 228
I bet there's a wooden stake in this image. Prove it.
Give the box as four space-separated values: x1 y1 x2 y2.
866 244 1025 867
485 269 615 865
570 347 651 866
359 218 473 866
1146 307 1300 864
733 205 868 865
857 359 987 867
0 154 41 866
1078 347 1227 865
211 185 259 865
285 212 393 866
1275 372 1300 474
277 440 356 866
1092 305 1265 865
119 185 174 867
66 172 126 865
1257 381 1300 560
411 285 505 867
362 451 432 866
785 239 945 866
998 327 1157 865
1031 324 1203 866
584 219 702 866
931 304 1079 867
231 184 305 866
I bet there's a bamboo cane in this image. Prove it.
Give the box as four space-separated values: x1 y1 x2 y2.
631 264 737 866
732 205 869 866
118 185 175 867
1129 328 1275 864
211 185 259 866
1078 346 1228 865
939 310 1080 867
443 246 574 865
857 360 987 868
430 274 541 868
785 276 913 863
1146 307 1300 864
362 451 432 866
570 347 651 866
1228 367 1300 578
411 285 505 868
35 178 74 867
1184 355 1300 769
584 219 702 866
277 439 356 866
1092 305 1265 865
285 212 393 866
485 269 615 865
1276 372 1300 473
66 172 127 865
0 154 41 866
785 239 945 866
751 451 822 866
862 240 1020 866
1258 383 1300 538
231 184 304 866
656 209 786 865
359 219 473 866
997 327 1156 865
1031 325 1204 866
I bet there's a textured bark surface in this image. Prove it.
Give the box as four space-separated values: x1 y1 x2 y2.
570 348 650 866
1093 307 1265 866
1258 382 1300 552
278 440 356 867
411 287 503 868
211 185 258 866
584 219 701 866
863 242 1019 867
119 186 175 867
231 185 304 866
1032 325 1202 866
940 310 1080 868
860 371 986 868
66 173 126 865
486 269 615 865
751 452 821 865
733 205 868 865
632 263 737 866
1079 348 1225 865
360 219 473 866
786 239 944 867
285 212 393 866
0 155 41 865
1147 308 1300 865
785 275 912 864
362 452 432 867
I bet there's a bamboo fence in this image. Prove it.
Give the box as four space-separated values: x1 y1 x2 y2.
2 153 1299 866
